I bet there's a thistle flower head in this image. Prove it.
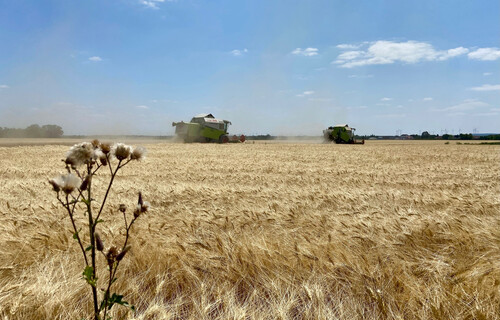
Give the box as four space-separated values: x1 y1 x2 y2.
80 174 91 191
48 177 63 192
112 143 132 161
130 146 146 161
93 149 105 161
91 139 100 148
66 142 94 167
141 201 150 213
100 142 111 154
107 246 118 266
95 233 104 252
57 173 81 194
133 205 141 219
138 192 143 206
134 192 150 217
116 246 131 261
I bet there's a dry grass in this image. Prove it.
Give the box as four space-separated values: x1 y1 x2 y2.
0 140 499 319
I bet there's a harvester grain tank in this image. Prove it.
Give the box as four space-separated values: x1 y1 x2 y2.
172 113 245 143
323 124 364 144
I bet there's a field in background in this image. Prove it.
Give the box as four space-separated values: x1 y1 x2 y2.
0 140 499 319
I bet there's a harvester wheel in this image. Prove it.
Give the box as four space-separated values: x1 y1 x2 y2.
219 135 229 143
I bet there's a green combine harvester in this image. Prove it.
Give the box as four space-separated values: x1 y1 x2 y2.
323 124 364 144
172 113 245 143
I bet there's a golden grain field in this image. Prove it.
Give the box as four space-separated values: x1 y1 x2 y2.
0 140 499 320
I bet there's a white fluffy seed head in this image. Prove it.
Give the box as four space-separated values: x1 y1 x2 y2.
66 142 94 167
130 146 146 161
141 201 150 213
49 176 64 192
60 173 81 194
112 143 132 161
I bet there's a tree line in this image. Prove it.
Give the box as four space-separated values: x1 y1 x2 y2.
0 124 63 138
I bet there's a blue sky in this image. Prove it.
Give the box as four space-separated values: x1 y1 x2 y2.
0 0 498 135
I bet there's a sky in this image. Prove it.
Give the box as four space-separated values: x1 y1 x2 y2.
0 0 499 136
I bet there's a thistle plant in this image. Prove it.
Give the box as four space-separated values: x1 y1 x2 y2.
49 140 149 320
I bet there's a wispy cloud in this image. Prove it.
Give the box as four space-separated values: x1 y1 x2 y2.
423 97 433 101
140 0 175 9
136 105 149 109
230 48 248 56
381 97 392 101
474 112 500 117
483 72 493 76
308 98 332 102
291 48 318 56
346 105 368 110
348 74 374 79
334 40 469 68
376 113 406 118
0 84 9 89
88 56 102 62
469 84 500 91
296 90 315 97
468 48 500 61
439 99 489 112
336 44 362 50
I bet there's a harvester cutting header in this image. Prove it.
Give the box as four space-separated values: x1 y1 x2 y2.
172 113 245 143
323 124 364 144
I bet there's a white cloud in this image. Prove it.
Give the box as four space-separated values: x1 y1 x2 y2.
291 48 318 56
423 97 433 101
381 97 392 101
88 56 102 62
334 41 469 68
483 72 492 76
447 112 466 117
140 0 175 9
336 44 362 50
438 47 469 60
230 48 248 56
296 90 315 97
136 105 149 109
468 48 500 61
346 105 368 110
308 98 332 102
0 84 9 89
474 112 499 117
469 84 500 91
348 74 373 78
337 51 364 61
441 99 489 112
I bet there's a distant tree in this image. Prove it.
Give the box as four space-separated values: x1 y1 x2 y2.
42 124 64 138
0 124 63 138
442 134 452 140
458 133 473 140
421 131 430 139
26 124 42 137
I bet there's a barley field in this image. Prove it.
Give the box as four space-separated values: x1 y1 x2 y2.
0 140 499 319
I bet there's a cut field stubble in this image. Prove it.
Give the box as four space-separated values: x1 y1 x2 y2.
0 140 499 319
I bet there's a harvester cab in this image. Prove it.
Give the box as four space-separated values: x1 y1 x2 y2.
323 124 364 144
172 113 244 143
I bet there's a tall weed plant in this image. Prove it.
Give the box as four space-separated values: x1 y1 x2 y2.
49 140 149 320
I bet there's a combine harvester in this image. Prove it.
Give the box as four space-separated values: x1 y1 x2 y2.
323 124 365 144
172 113 245 143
